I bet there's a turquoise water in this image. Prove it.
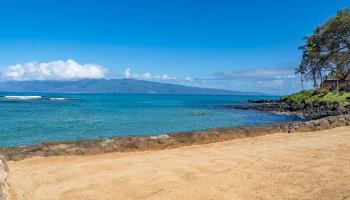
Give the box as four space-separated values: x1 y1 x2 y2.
0 93 301 146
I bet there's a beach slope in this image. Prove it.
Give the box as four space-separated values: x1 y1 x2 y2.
5 126 350 200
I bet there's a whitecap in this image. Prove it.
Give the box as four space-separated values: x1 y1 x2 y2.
192 112 207 116
49 98 66 101
4 96 42 100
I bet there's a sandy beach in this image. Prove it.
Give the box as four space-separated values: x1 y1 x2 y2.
4 126 350 200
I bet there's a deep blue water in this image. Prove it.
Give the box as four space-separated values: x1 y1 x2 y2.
0 93 301 146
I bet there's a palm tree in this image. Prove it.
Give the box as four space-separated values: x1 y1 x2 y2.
295 65 306 91
298 8 350 91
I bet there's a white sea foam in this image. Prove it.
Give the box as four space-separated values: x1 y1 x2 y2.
49 98 66 101
4 96 42 100
150 134 170 140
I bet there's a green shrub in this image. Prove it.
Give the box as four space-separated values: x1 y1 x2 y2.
281 90 350 106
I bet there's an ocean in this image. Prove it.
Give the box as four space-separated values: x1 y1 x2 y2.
0 93 301 146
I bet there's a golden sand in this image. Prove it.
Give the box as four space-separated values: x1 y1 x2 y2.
5 126 350 200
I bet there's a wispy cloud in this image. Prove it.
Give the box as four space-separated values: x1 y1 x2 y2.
214 67 295 79
182 67 308 95
124 68 176 81
0 59 107 81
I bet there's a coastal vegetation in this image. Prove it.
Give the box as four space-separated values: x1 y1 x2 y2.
281 90 350 106
285 8 350 107
296 7 350 91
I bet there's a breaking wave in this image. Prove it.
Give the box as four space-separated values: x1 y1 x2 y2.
49 98 66 101
2 96 43 100
0 96 66 101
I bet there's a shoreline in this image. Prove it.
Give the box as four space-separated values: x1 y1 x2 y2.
1 114 350 199
1 114 350 161
5 126 350 200
235 99 350 119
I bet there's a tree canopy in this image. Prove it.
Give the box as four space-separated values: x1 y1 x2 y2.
298 8 350 89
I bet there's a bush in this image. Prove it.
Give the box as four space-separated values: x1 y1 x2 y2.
281 90 350 106
281 90 313 103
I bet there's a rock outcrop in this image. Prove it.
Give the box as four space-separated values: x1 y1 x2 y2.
1 115 350 161
236 100 350 119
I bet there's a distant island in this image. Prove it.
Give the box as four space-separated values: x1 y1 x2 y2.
0 78 262 95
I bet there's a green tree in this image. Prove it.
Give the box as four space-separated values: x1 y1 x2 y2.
299 30 323 89
319 8 350 76
299 8 350 90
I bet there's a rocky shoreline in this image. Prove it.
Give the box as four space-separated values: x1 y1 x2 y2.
1 114 350 162
232 100 350 119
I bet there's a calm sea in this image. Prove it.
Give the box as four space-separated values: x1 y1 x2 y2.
0 93 301 146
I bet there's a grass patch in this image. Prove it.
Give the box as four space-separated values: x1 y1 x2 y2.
281 90 350 106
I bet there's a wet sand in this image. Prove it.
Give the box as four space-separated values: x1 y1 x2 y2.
5 126 350 200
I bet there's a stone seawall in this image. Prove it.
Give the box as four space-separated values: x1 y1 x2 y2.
1 114 350 162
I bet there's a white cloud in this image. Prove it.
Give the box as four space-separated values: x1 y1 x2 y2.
160 74 176 80
185 76 194 81
124 68 132 78
142 72 152 79
257 79 286 88
0 59 107 81
123 68 176 81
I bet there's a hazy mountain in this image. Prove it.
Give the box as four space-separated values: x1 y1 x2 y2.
0 79 262 95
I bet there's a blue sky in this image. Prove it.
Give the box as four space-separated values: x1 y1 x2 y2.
0 0 348 94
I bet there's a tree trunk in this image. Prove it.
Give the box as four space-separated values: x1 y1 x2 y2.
312 70 317 89
318 70 323 90
300 74 304 91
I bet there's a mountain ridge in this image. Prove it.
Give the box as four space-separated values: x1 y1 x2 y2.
0 79 263 95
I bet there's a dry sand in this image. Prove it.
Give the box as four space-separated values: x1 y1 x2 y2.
5 126 350 200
